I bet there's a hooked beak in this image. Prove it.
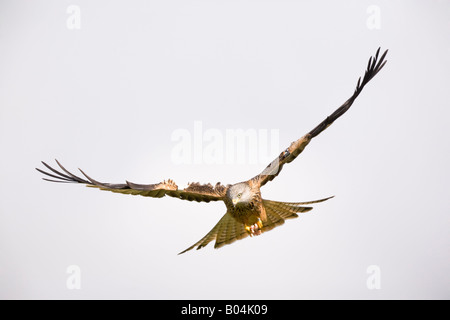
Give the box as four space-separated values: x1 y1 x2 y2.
232 198 239 206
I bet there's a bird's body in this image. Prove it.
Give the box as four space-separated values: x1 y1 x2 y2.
37 48 388 254
225 181 264 230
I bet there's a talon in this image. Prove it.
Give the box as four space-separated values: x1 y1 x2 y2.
256 218 263 230
245 221 263 236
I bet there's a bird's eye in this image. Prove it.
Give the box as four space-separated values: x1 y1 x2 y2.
237 193 242 198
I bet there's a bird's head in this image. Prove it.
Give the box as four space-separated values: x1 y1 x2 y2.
227 182 253 207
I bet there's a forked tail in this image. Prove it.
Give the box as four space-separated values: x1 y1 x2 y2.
179 196 333 254
262 196 334 231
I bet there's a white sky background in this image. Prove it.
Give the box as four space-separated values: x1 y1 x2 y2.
0 0 449 299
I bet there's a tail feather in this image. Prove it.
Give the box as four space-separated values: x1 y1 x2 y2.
178 212 248 254
262 206 288 232
261 195 333 228
264 195 334 208
179 196 333 254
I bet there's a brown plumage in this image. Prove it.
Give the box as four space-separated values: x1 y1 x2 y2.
36 48 388 254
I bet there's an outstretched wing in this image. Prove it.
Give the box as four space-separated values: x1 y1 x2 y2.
253 48 388 187
36 160 228 203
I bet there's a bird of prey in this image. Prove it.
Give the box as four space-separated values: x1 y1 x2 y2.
37 48 388 254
